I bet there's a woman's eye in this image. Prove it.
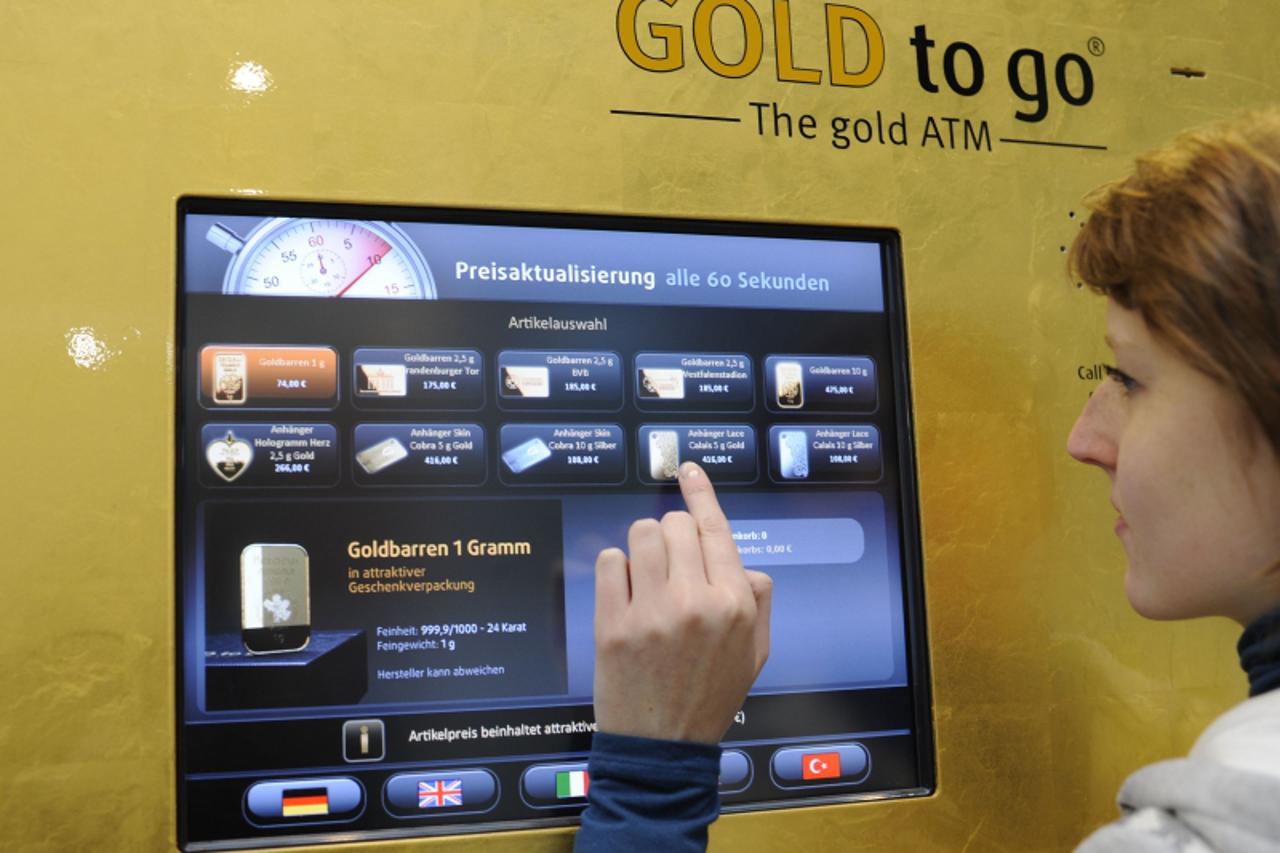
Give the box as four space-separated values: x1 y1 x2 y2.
1102 364 1138 392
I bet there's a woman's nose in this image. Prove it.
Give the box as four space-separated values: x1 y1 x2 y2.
1067 381 1120 471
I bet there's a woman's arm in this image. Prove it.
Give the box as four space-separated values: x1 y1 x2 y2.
575 463 772 850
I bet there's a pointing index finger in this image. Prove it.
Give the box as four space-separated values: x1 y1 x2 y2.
677 462 746 587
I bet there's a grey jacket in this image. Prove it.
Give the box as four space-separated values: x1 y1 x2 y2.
1077 690 1280 852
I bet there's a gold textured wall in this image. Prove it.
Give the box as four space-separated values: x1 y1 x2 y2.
1 1 1273 850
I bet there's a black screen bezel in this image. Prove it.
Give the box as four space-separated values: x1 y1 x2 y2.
174 196 935 848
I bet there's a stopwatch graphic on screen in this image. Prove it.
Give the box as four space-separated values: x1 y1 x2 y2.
207 217 436 299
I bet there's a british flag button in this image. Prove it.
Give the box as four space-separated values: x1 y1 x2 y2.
383 769 498 818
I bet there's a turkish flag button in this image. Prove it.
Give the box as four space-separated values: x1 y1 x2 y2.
801 751 842 780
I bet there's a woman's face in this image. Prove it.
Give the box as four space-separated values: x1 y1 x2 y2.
1067 300 1280 624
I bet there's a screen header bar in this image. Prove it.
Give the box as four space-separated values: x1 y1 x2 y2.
183 210 886 313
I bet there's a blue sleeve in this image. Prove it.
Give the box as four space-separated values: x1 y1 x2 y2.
574 731 722 853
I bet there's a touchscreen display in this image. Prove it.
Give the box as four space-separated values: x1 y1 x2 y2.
177 200 933 849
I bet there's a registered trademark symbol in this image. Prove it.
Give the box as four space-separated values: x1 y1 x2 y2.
1088 37 1106 56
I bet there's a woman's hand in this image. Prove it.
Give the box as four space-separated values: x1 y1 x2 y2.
592 462 773 745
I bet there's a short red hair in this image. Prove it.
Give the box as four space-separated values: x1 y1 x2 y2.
1070 110 1280 452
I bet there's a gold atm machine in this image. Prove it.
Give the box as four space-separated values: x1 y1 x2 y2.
3 1 1273 851
181 195 927 846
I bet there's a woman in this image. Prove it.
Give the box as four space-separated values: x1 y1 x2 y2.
575 111 1280 851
